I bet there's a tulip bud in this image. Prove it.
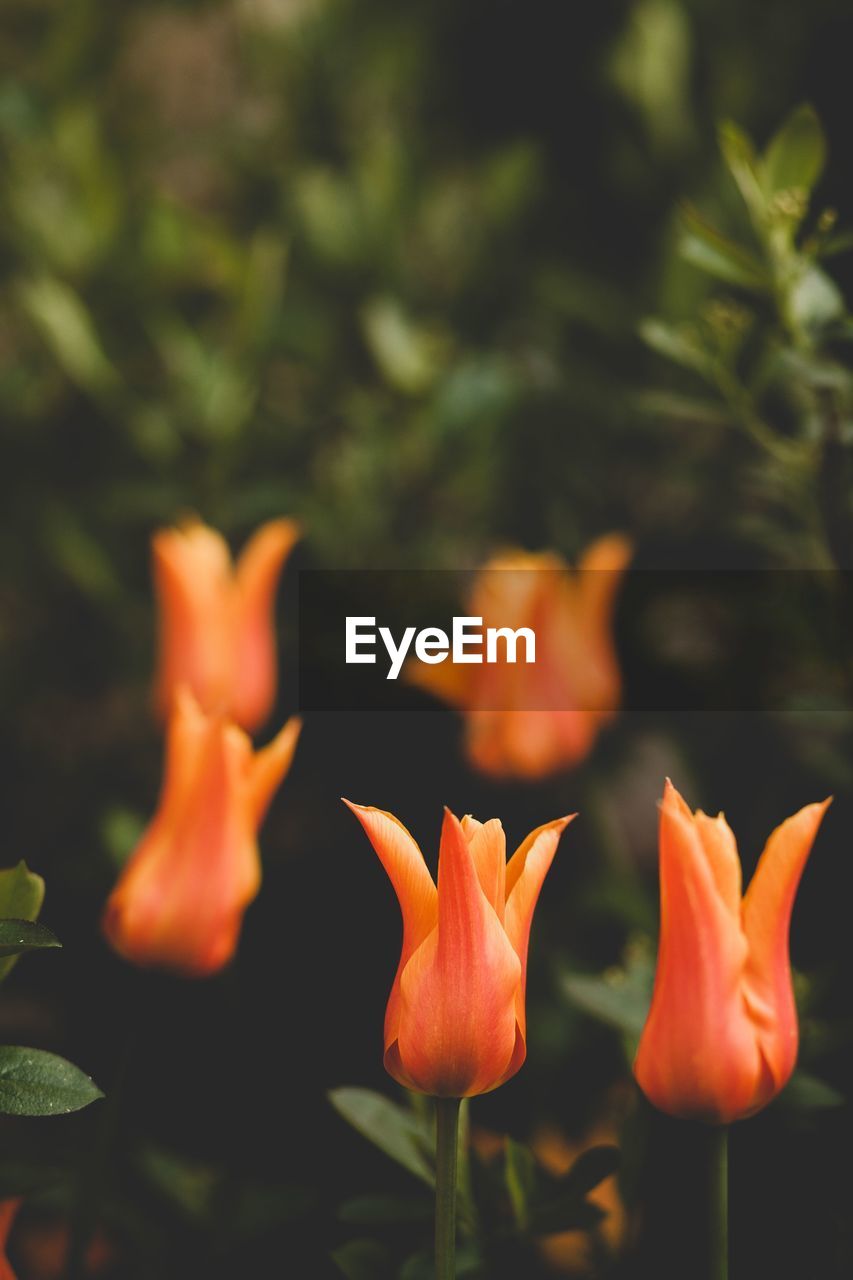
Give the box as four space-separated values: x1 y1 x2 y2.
634 780 830 1124
407 535 631 778
152 517 299 732
103 689 301 977
345 802 572 1096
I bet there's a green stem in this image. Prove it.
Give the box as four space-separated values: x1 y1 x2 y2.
711 1125 729 1280
434 1096 461 1280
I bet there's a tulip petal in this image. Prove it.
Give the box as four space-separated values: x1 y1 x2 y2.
634 782 761 1122
151 521 234 720
232 518 300 730
741 798 831 1099
247 716 302 824
342 801 437 1052
461 815 507 920
396 810 521 1096
694 811 742 917
505 816 573 1041
103 707 260 976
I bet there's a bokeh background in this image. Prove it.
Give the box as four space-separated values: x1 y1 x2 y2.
1 1 853 1277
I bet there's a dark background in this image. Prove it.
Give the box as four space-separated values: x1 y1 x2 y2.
1 1 853 1276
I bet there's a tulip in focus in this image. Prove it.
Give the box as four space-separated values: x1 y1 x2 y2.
407 535 631 779
103 688 301 977
634 780 829 1124
345 801 573 1096
152 516 300 732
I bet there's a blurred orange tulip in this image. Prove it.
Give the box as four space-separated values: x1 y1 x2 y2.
152 517 300 732
0 1200 20 1280
345 802 573 1096
408 535 631 778
103 688 301 977
634 780 830 1124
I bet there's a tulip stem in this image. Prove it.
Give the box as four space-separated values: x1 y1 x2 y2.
434 1096 461 1280
711 1125 729 1280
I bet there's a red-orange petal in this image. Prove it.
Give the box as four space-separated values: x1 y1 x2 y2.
233 518 300 731
504 816 574 1044
460 815 507 920
395 810 521 1096
634 782 761 1122
342 801 438 1052
741 798 831 1102
151 521 233 721
0 1200 21 1280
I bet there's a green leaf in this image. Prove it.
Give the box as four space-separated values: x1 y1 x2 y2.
762 104 826 199
505 1139 537 1230
778 1070 845 1111
0 1047 103 1116
399 1244 482 1279
639 318 713 377
338 1195 432 1226
678 205 770 290
788 264 846 334
0 862 46 982
718 120 766 225
561 965 652 1039
0 919 60 957
329 1087 434 1187
17 275 119 396
332 1238 391 1280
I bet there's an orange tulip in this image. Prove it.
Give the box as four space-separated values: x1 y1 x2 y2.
103 688 301 977
0 1200 21 1280
633 780 830 1124
407 535 631 779
344 802 573 1097
152 517 300 732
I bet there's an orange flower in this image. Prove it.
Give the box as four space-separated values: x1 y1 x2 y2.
152 517 300 732
407 535 631 779
103 688 301 977
345 802 573 1096
0 1200 21 1280
633 780 830 1124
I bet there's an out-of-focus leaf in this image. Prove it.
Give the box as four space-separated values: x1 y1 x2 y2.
0 1048 103 1116
41 506 120 601
778 1070 845 1111
639 318 713 377
718 120 766 225
338 1195 432 1226
504 1139 537 1230
100 808 145 870
332 1238 391 1280
17 275 119 395
762 103 826 199
789 265 845 334
360 297 446 395
678 206 770 290
137 1146 219 1221
634 389 731 428
329 1087 434 1187
0 919 60 957
399 1244 481 1279
0 862 45 982
561 959 653 1039
817 228 853 259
